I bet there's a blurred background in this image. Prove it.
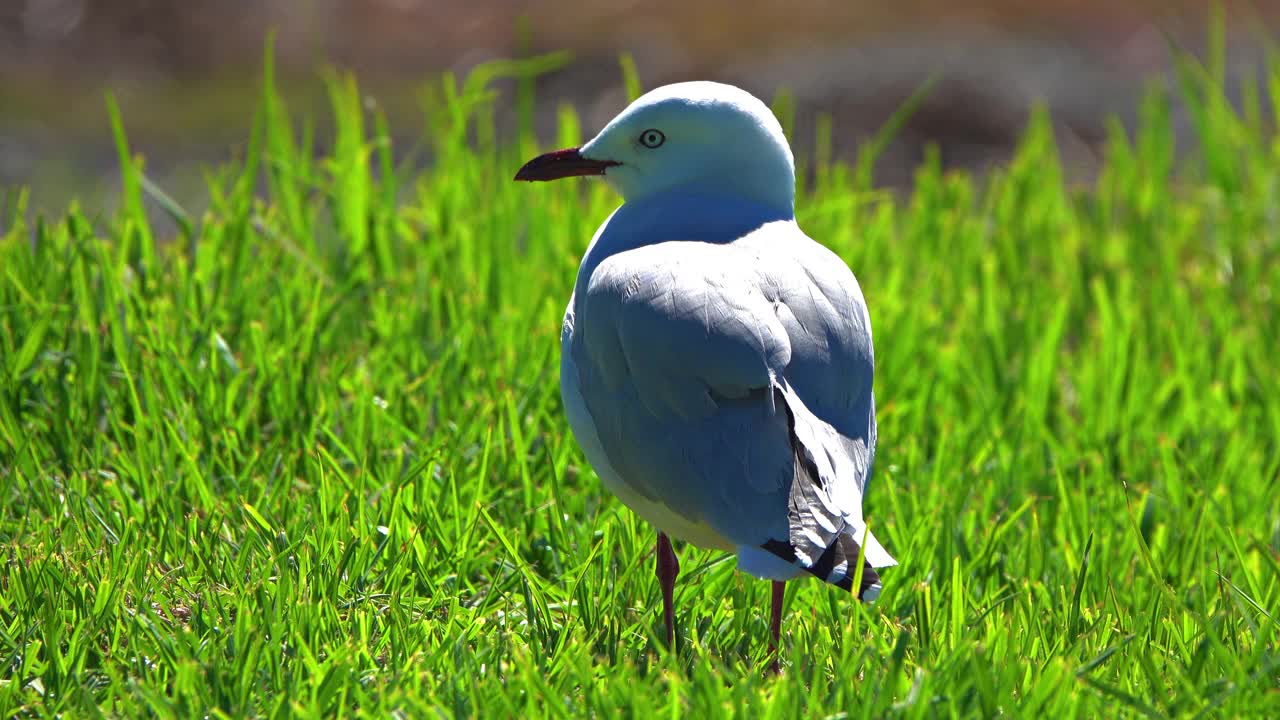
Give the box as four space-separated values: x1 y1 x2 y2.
1 0 1277 217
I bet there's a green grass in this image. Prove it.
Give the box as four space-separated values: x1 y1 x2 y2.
2 41 1279 717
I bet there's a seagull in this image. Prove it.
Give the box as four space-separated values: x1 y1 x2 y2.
515 81 896 663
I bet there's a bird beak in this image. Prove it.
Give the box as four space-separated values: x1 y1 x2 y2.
514 147 620 182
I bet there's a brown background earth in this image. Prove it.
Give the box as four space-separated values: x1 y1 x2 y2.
2 1 1278 216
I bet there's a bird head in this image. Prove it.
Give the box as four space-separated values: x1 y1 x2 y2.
516 81 796 218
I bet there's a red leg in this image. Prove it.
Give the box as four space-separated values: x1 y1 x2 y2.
767 580 786 674
655 532 680 649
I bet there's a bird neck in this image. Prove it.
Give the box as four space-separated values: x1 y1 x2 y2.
595 190 788 255
571 191 795 312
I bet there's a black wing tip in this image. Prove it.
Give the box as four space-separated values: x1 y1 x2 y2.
823 555 882 600
760 537 882 600
770 381 885 601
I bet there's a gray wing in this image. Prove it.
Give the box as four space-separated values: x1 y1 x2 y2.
571 222 895 594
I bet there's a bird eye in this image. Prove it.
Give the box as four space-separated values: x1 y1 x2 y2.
639 129 665 148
